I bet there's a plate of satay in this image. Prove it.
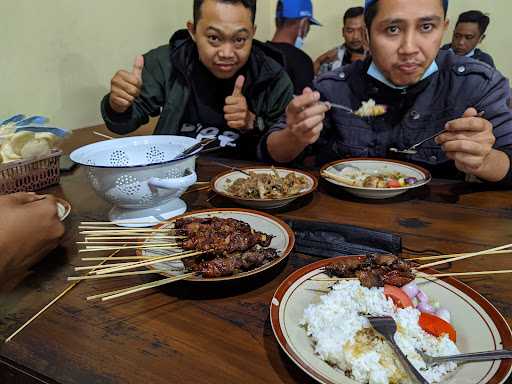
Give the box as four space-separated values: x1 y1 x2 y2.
135 208 295 282
321 158 431 199
211 166 317 209
270 252 512 384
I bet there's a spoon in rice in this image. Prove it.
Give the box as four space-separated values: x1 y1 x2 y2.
367 316 429 384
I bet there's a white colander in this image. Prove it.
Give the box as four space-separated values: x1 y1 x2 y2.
70 135 199 226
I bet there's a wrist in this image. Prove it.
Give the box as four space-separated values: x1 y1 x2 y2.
473 149 510 182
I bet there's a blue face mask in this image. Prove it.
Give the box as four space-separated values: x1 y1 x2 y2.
367 61 439 90
294 35 304 49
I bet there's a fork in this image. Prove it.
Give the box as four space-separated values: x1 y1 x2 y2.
367 316 429 384
417 348 512 366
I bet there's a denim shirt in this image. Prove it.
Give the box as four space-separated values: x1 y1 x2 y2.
260 50 512 183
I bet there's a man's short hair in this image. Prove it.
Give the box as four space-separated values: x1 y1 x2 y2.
456 10 490 36
343 7 364 24
364 0 448 30
193 0 257 26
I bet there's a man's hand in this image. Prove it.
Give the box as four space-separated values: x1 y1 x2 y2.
285 87 330 146
109 55 144 113
224 75 255 131
436 108 495 174
0 193 65 288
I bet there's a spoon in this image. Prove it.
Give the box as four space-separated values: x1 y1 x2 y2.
173 138 216 160
390 111 485 155
417 348 512 367
292 96 386 117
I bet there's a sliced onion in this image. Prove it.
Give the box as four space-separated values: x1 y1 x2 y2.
417 302 435 314
417 289 429 303
436 308 451 323
401 282 419 298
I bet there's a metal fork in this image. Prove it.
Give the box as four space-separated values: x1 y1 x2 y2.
417 348 512 366
367 316 428 384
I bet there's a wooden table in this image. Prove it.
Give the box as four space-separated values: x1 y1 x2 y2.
1 126 512 384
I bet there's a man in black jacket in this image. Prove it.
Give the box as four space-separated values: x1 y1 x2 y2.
101 0 293 160
441 10 495 68
262 0 512 185
267 0 320 94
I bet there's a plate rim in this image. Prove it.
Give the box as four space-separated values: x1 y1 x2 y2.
270 255 512 384
320 158 432 192
211 166 318 203
139 208 295 282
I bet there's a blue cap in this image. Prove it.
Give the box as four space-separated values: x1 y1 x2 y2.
365 0 448 11
277 0 322 26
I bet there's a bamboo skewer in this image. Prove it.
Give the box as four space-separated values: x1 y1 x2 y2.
416 244 512 270
99 273 197 302
4 249 122 343
83 236 185 240
79 244 180 253
93 131 115 140
81 256 158 261
421 270 512 278
79 227 175 232
67 270 170 281
74 262 134 271
409 250 512 261
95 251 205 275
78 241 180 245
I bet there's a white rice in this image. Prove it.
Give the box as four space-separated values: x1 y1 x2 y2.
301 280 459 384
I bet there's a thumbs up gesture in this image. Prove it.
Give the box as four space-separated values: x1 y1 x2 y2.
109 55 144 113
224 75 255 131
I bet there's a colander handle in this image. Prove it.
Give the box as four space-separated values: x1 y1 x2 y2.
147 171 197 190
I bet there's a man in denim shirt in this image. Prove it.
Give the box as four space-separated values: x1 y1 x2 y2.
261 0 512 184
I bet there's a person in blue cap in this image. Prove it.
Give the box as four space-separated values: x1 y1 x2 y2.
268 0 321 94
260 0 512 186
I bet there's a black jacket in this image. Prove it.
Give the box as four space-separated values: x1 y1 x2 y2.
101 30 294 139
441 44 495 68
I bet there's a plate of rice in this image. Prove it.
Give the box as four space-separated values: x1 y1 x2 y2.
270 256 512 384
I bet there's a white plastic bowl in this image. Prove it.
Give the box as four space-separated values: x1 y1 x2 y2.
70 135 199 226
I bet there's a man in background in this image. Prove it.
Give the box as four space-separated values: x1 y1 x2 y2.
314 7 368 75
267 0 320 94
101 0 293 160
442 10 495 68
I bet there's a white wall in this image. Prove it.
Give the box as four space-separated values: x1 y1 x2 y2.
1 0 509 131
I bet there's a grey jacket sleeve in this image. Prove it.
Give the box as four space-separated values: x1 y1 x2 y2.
100 48 167 135
472 69 512 184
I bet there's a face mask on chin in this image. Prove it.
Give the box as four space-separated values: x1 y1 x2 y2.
294 35 305 49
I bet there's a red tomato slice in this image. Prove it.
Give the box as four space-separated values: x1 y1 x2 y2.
384 285 413 308
418 312 457 342
387 179 401 188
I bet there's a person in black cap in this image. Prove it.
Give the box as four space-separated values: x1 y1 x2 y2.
441 10 495 68
260 0 512 186
267 0 321 94
101 0 294 161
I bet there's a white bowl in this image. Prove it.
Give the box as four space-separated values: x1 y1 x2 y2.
211 167 317 209
321 158 431 199
70 135 199 226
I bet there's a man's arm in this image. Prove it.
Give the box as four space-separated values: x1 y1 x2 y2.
0 194 65 290
264 88 329 163
101 47 168 135
313 48 338 75
437 71 512 183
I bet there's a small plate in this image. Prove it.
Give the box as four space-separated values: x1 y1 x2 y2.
321 158 431 199
55 198 71 221
211 167 317 209
139 208 295 282
270 256 512 384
